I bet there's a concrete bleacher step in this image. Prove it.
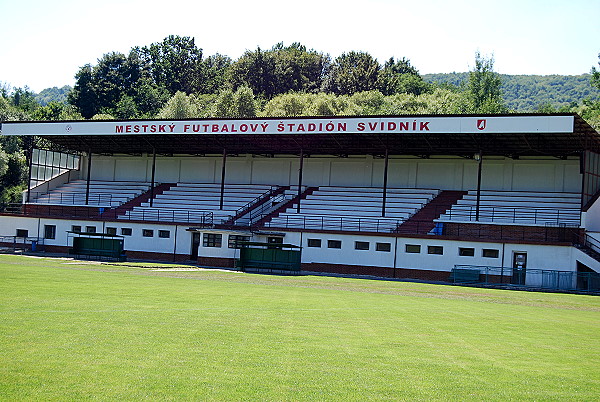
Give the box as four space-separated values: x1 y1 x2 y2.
437 189 582 227
30 180 152 207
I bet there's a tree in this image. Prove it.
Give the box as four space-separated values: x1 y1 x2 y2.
211 89 235 117
227 47 277 99
376 57 430 96
592 53 600 90
10 87 38 114
68 64 99 118
202 54 232 94
156 91 198 119
210 86 257 118
0 96 29 121
271 43 330 94
33 101 82 120
234 86 256 117
324 51 380 95
138 35 204 95
463 52 506 113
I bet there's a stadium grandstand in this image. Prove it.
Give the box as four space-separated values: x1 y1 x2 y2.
1 114 600 291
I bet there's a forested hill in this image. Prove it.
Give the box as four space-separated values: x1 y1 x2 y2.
424 73 600 112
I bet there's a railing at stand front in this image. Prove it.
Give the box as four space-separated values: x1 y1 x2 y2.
28 191 125 207
120 208 214 226
264 215 402 233
443 205 581 226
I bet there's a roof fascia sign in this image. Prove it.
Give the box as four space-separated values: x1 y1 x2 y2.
1 115 575 136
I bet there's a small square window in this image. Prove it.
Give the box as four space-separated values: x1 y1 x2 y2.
71 225 81 233
376 242 391 252
158 230 170 239
121 228 132 236
203 233 222 248
307 238 322 248
427 245 444 255
106 227 117 236
44 225 56 240
459 247 475 256
355 241 369 250
327 240 342 249
85 226 96 233
16 229 28 238
482 249 499 258
228 235 250 248
405 244 421 253
143 229 154 237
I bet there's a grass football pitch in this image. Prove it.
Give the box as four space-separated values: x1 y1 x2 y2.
1 254 599 400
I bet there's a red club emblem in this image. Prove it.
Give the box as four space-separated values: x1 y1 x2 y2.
477 119 487 130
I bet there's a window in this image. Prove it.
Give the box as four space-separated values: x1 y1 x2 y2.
355 241 369 250
459 247 475 256
159 230 171 239
307 238 322 248
44 225 56 239
482 249 499 258
268 237 283 244
376 242 391 252
327 240 342 249
142 229 154 237
16 229 28 238
71 225 81 233
85 226 96 233
121 228 132 236
427 245 444 255
405 244 421 253
228 235 250 248
203 233 222 248
106 227 117 236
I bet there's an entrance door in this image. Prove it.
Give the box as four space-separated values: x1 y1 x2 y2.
512 252 527 285
190 233 201 260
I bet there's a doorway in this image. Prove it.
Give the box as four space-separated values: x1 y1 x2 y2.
512 252 527 285
190 232 201 260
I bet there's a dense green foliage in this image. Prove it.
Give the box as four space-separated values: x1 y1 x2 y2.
35 86 72 106
1 255 599 400
425 72 600 111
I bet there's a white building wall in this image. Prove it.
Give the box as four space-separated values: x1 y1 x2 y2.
86 154 581 193
3 215 598 275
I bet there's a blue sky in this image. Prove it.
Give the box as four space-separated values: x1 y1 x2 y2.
1 0 599 92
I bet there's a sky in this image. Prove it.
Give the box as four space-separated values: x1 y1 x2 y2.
1 0 599 93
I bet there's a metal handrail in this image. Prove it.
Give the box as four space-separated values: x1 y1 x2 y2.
232 185 280 220
264 214 403 233
442 205 581 225
28 191 131 207
121 208 214 225
245 193 289 225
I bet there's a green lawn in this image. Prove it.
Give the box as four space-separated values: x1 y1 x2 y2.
1 254 599 400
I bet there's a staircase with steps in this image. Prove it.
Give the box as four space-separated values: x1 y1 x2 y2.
111 183 176 218
396 190 467 234
254 187 318 227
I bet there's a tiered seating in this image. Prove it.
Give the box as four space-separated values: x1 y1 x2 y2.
265 186 440 232
436 190 581 226
120 183 274 223
30 180 151 207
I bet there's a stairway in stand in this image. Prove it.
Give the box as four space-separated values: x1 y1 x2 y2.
110 183 176 218
396 190 467 235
